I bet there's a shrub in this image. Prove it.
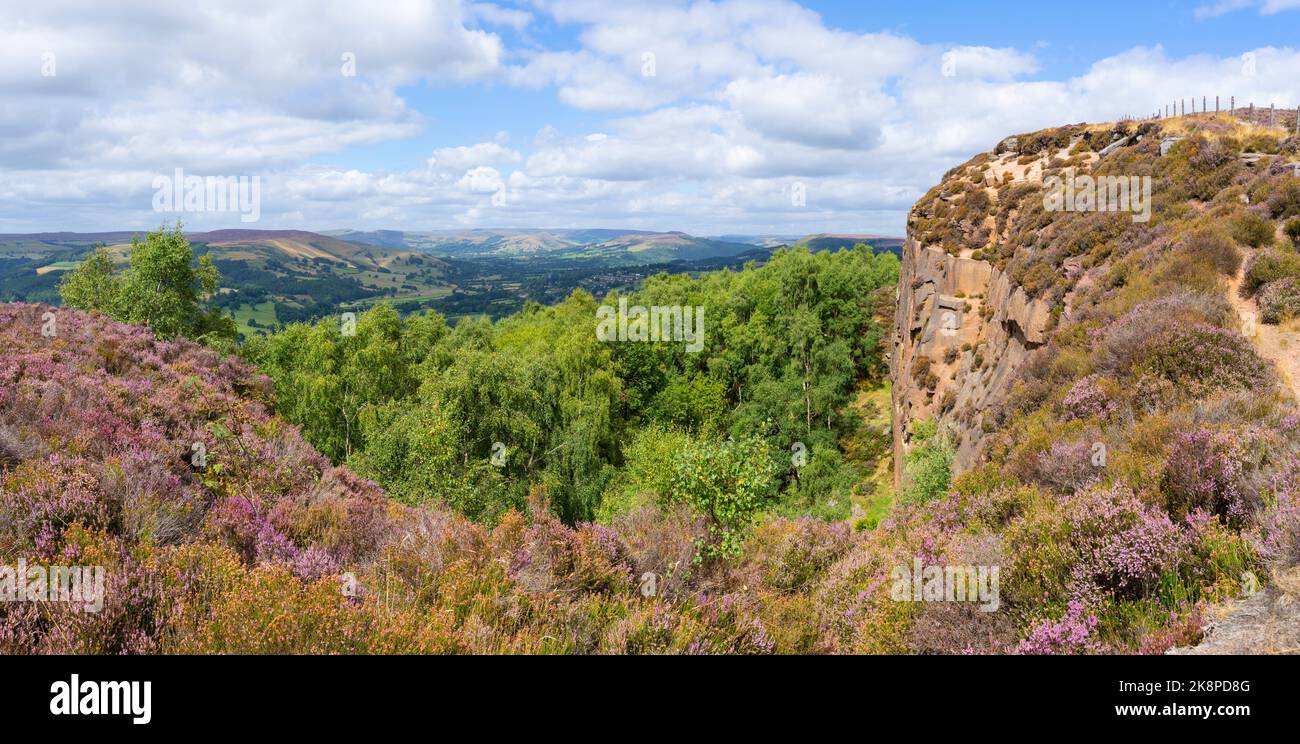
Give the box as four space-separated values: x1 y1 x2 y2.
1163 428 1252 524
1243 250 1300 294
1178 227 1243 275
901 420 954 504
1284 218 1300 243
1257 459 1300 565
1034 438 1105 493
1014 600 1107 655
668 435 781 561
1138 324 1270 391
1258 276 1300 324
1060 375 1118 421
1228 212 1275 249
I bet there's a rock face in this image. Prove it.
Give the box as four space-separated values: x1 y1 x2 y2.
890 239 1053 486
889 140 1069 488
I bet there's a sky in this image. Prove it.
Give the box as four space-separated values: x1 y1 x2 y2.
1 0 1298 236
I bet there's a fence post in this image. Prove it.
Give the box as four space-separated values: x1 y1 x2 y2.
1231 96 1235 112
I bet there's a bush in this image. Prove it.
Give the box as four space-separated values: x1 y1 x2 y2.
668 435 781 561
1228 212 1275 249
1163 428 1253 524
1258 276 1300 324
1139 324 1270 391
1060 375 1118 421
901 420 954 504
1243 250 1300 294
1284 218 1300 243
1007 484 1188 607
1178 227 1242 276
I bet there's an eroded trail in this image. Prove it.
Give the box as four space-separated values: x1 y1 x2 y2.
1227 252 1300 401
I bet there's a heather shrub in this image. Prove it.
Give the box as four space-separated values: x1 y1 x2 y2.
1162 428 1255 525
743 518 853 594
1033 437 1105 494
1177 227 1243 275
166 558 458 654
1257 276 1300 324
907 598 1017 654
1097 293 1235 374
1257 458 1300 565
1175 509 1258 602
1228 212 1276 248
816 543 917 654
1250 174 1300 219
1059 374 1118 421
1243 249 1300 294
0 457 109 547
1014 600 1107 655
611 504 705 601
1006 485 1188 611
1138 324 1270 392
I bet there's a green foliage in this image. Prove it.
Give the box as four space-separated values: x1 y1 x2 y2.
668 435 781 561
900 419 953 504
1244 249 1300 294
1228 212 1275 249
59 223 235 344
250 245 900 528
57 247 119 312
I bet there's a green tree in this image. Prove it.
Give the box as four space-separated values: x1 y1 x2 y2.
669 435 781 561
58 245 119 312
60 222 234 344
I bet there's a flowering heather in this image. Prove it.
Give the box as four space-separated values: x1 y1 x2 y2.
1139 324 1271 392
1163 428 1251 524
1258 458 1300 564
1063 485 1189 599
1258 277 1300 325
1015 600 1107 655
1059 375 1117 422
1034 438 1104 493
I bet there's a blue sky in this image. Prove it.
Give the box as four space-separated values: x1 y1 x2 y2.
1 0 1297 235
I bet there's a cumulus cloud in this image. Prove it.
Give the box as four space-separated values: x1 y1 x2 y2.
2 0 1299 235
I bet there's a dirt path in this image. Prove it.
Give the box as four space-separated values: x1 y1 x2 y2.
1226 253 1300 400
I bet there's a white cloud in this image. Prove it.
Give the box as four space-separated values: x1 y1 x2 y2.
428 142 522 172
1195 0 1300 19
2 0 1299 236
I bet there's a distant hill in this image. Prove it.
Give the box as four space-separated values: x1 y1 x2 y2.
708 233 905 257
0 227 902 335
0 229 453 336
325 228 761 264
794 234 905 256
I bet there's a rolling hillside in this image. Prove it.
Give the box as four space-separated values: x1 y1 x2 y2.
326 227 764 263
0 229 453 337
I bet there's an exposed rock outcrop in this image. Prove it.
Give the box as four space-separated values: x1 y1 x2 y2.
890 238 1054 486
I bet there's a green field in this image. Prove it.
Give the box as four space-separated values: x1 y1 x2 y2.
233 301 278 338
